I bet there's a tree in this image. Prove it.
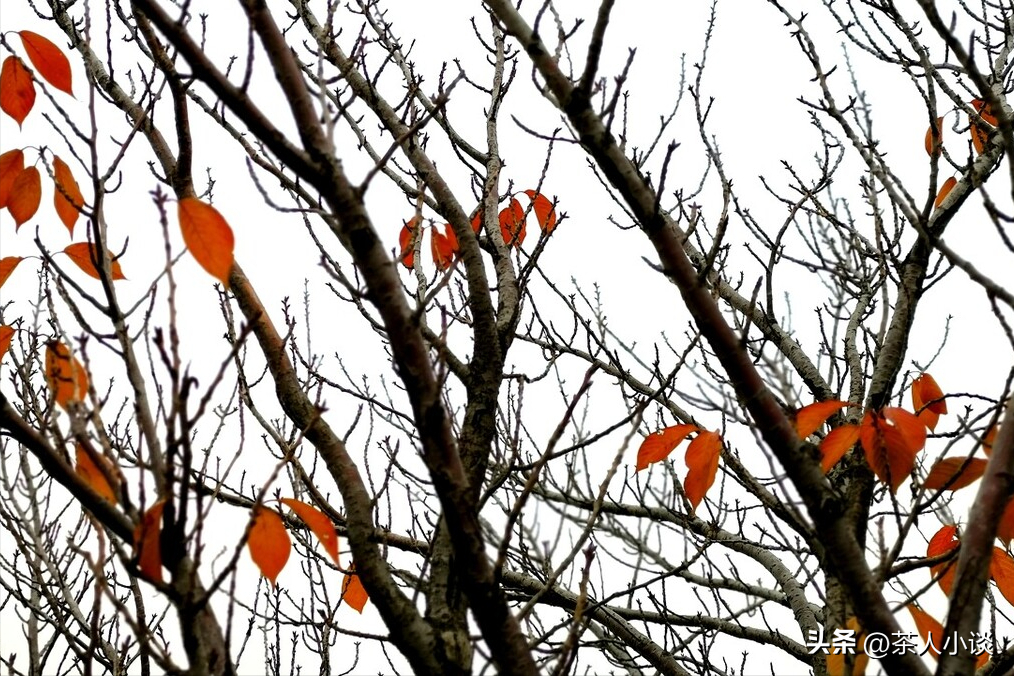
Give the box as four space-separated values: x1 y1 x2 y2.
0 0 1011 674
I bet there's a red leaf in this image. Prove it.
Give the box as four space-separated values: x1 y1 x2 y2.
684 430 722 513
912 373 947 427
819 425 861 473
53 156 85 235
925 117 943 156
498 198 526 247
908 604 944 659
0 325 14 362
133 500 166 584
860 408 926 492
635 424 698 471
0 257 24 290
998 499 1014 545
0 148 25 208
9 166 42 228
927 524 959 597
177 197 235 287
443 222 461 254
921 457 987 491
248 505 291 586
19 31 73 96
75 443 117 504
795 400 849 439
63 242 126 280
0 57 36 127
398 216 419 269
280 498 339 565
341 562 369 612
45 340 88 408
523 190 557 233
934 177 956 209
970 99 997 154
470 211 482 233
990 547 1014 608
430 225 454 271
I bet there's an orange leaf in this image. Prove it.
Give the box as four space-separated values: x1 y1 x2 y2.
860 408 926 492
0 325 14 362
133 500 166 583
45 340 88 408
983 424 997 457
925 117 943 155
795 400 849 439
9 166 42 228
341 562 369 612
75 443 117 504
470 211 482 233
398 216 419 268
0 148 25 208
970 99 997 154
280 498 339 565
998 499 1014 545
443 222 461 254
430 225 454 271
990 547 1014 608
0 57 36 127
0 257 24 289
921 457 987 491
927 524 959 597
684 430 722 513
524 190 557 233
248 505 291 586
908 604 944 659
498 198 526 247
63 242 126 280
912 373 947 433
825 617 868 676
19 31 73 96
820 425 861 473
53 156 84 235
635 424 698 471
934 177 956 209
177 197 235 287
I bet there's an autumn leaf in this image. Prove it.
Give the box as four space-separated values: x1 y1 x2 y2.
0 148 25 208
635 424 698 471
398 216 419 268
63 242 126 280
134 500 166 583
934 177 956 209
859 408 926 492
0 57 36 127
819 425 861 473
9 166 42 228
53 156 85 235
927 524 959 597
524 189 557 233
990 547 1014 608
998 499 1014 545
908 604 944 659
75 443 117 504
982 424 997 457
970 99 997 154
0 326 14 362
921 457 987 491
177 197 235 287
912 373 947 430
499 198 526 247
825 617 867 676
470 211 482 234
795 400 849 439
0 257 24 290
430 225 455 271
925 116 943 155
341 562 369 612
248 505 291 586
45 340 88 408
19 31 73 96
684 430 722 513
280 498 339 565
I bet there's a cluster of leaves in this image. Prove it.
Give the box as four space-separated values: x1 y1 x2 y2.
398 190 557 270
926 99 998 208
634 425 723 513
